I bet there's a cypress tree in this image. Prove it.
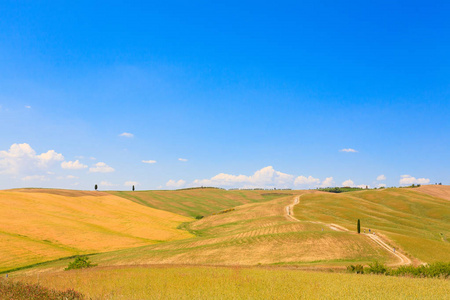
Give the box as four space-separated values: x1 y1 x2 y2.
357 219 361 234
95 184 98 191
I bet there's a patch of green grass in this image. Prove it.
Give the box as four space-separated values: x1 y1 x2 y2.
109 189 290 217
294 188 450 262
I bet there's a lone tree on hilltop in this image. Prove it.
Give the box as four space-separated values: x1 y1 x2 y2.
95 184 98 191
132 185 135 191
357 219 361 234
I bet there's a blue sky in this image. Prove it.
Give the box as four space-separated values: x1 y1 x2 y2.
0 1 449 190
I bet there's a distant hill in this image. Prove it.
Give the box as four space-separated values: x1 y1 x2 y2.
0 189 192 272
416 184 450 201
108 188 293 217
293 187 450 263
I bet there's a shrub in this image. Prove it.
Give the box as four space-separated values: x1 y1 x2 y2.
423 262 450 278
195 215 204 220
0 279 84 299
388 262 450 278
366 261 388 275
65 256 97 271
348 262 450 278
347 264 364 274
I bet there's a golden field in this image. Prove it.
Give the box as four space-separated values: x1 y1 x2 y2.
18 192 396 270
3 185 450 299
0 189 192 272
11 266 450 299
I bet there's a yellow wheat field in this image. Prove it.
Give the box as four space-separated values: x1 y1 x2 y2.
0 189 193 272
12 266 450 300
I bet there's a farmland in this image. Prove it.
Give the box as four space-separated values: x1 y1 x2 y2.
0 189 192 272
10 265 450 299
2 185 449 299
293 186 450 263
108 188 294 217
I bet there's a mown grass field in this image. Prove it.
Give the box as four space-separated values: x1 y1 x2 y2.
17 193 396 271
109 188 294 217
11 266 450 299
293 187 450 263
0 189 192 272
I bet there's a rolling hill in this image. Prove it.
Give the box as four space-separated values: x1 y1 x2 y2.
108 188 293 217
15 191 397 272
293 186 450 263
0 189 193 272
2 185 449 275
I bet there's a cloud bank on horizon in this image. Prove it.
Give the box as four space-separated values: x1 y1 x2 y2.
0 143 435 190
166 166 367 190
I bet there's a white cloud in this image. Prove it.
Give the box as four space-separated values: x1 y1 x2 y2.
166 179 186 188
0 143 64 175
294 175 320 187
192 166 293 189
340 148 358 153
377 183 387 188
178 158 188 162
61 160 88 170
89 162 115 173
119 132 134 138
399 175 430 186
142 160 156 164
25 105 31 109
124 181 139 187
320 177 335 187
22 175 48 181
100 181 115 186
377 174 386 181
342 179 354 187
57 175 79 180
36 150 64 167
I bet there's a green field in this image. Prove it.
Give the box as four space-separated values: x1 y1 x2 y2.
108 188 293 217
293 188 450 263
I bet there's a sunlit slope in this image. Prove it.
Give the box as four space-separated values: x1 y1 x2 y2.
109 188 294 217
0 189 193 272
60 192 395 268
293 187 450 263
416 184 450 201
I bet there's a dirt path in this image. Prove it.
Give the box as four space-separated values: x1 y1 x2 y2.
284 196 347 232
285 195 412 266
285 196 299 222
364 233 412 266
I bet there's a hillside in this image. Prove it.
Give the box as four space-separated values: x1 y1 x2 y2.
4 186 449 275
0 189 193 272
108 188 293 217
293 187 450 263
416 184 450 201
20 192 396 271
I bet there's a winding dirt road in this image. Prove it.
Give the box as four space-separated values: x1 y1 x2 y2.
285 195 412 266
